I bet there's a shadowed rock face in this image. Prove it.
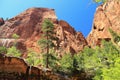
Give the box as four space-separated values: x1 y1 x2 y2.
0 18 4 26
0 55 66 80
87 0 120 47
0 7 87 54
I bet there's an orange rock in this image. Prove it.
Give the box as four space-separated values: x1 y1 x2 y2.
0 8 87 55
87 0 120 47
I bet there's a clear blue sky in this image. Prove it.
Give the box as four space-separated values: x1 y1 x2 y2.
0 0 97 37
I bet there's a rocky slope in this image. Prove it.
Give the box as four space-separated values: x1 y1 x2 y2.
0 8 87 55
87 0 120 47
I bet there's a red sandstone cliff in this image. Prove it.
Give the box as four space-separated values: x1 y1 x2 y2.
0 55 67 80
0 8 87 55
87 0 120 47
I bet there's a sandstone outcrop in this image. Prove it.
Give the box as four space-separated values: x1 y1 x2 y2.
87 0 120 47
55 20 87 55
0 55 67 80
0 7 87 55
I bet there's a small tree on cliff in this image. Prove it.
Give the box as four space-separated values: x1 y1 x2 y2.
38 19 58 68
93 0 107 3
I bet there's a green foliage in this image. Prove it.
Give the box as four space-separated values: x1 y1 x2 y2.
74 53 84 71
38 49 59 71
93 0 107 3
83 32 120 80
38 38 55 50
47 49 59 69
12 33 19 39
25 49 41 66
0 46 7 54
38 38 120 79
69 40 120 79
55 53 81 76
38 19 58 49
101 58 120 80
78 46 103 78
42 19 54 34
12 33 20 46
33 26 120 79
58 53 74 74
94 0 101 3
109 28 120 43
38 18 58 68
93 41 119 79
7 46 21 57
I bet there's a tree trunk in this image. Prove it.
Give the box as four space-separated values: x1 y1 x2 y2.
46 46 49 68
46 31 49 68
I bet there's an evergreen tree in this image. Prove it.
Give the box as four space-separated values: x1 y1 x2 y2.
38 19 58 68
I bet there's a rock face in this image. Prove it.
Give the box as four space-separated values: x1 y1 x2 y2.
87 0 120 47
0 18 4 26
56 20 87 55
0 55 66 80
0 8 87 55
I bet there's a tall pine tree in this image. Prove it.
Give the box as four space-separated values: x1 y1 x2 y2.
38 19 58 68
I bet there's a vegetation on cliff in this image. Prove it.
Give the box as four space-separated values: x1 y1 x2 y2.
0 2 120 78
93 0 107 3
38 19 59 68
0 19 120 80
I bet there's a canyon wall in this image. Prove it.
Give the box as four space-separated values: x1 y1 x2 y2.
0 8 87 55
87 0 120 47
0 55 66 80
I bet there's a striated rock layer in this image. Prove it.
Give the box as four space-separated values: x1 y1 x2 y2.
87 0 120 47
0 8 87 55
0 55 67 80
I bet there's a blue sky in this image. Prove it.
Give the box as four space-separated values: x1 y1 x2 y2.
0 0 97 37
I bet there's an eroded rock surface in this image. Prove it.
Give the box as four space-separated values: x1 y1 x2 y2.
0 8 87 54
87 0 120 47
0 55 66 80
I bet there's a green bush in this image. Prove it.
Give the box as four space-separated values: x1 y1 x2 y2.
71 40 120 79
0 46 7 54
7 46 21 57
58 53 74 74
12 33 19 39
25 49 41 66
93 0 107 3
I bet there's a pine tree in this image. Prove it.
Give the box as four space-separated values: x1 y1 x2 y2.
38 19 58 68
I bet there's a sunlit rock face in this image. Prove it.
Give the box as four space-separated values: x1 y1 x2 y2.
87 0 120 47
0 8 57 39
0 7 87 55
